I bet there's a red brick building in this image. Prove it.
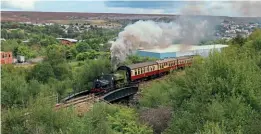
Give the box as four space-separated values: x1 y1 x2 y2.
1 51 13 64
56 38 78 46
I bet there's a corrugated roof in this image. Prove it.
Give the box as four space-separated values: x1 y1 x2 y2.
56 38 78 42
138 44 229 53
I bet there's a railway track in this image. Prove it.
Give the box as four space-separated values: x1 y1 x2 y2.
55 93 110 115
56 70 185 115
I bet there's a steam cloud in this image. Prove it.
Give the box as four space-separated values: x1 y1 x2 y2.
110 17 215 66
235 1 261 17
110 1 261 66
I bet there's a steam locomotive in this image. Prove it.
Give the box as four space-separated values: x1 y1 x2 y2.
90 55 195 94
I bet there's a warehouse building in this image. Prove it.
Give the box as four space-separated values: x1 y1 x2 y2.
136 44 228 59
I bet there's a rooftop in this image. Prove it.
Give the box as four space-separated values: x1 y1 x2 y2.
138 44 229 53
56 38 78 42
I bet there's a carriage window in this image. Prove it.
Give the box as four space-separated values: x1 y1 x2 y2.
2 55 4 58
9 54 11 57
135 70 137 75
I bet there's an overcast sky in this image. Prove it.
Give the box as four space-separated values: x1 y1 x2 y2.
1 1 261 17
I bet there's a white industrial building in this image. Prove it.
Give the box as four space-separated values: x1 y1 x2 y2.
137 44 229 59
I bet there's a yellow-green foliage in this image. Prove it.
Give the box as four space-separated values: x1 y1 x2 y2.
141 29 261 134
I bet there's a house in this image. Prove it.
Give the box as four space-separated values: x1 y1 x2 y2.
1 51 13 64
56 38 78 46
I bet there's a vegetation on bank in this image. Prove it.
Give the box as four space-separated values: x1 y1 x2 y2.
140 29 261 134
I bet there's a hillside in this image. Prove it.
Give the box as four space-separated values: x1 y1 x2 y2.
1 11 178 23
2 11 261 24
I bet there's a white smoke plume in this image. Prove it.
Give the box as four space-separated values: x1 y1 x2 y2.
234 1 261 17
110 20 179 66
110 1 260 66
110 18 215 66
178 1 261 17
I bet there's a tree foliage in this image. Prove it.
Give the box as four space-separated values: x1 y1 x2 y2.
140 29 261 134
29 62 55 83
73 58 112 91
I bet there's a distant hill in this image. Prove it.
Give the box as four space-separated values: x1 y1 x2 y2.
1 11 261 24
1 11 178 23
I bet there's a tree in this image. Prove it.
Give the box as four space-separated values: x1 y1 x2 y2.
231 34 246 47
75 42 90 53
15 45 36 59
29 62 55 83
52 62 72 81
45 44 66 65
74 58 112 91
140 29 261 134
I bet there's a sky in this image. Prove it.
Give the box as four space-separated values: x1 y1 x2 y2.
1 0 261 17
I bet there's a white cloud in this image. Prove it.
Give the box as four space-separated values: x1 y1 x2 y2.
1 0 37 10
